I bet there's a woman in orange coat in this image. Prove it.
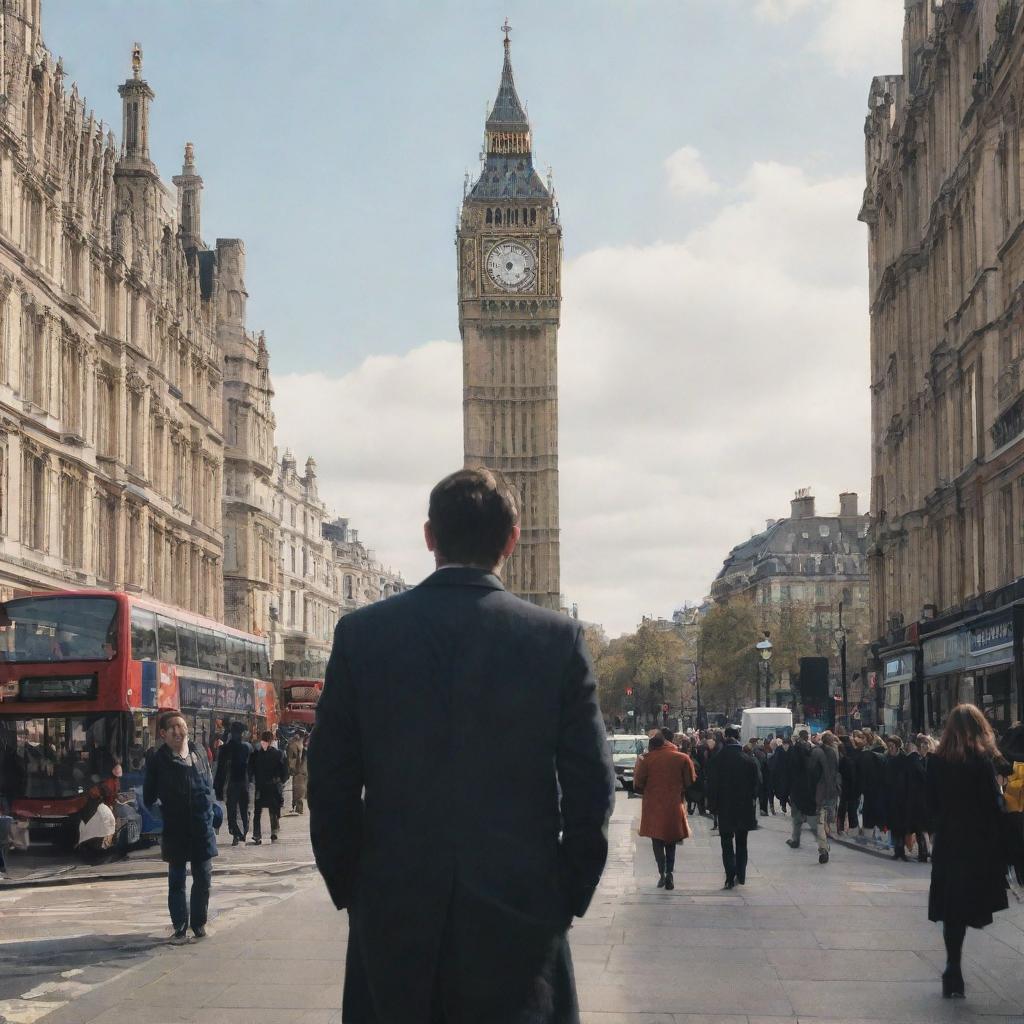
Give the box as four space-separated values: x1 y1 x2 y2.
633 733 696 890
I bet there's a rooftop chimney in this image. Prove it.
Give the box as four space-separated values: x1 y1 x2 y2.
839 492 859 518
790 488 816 520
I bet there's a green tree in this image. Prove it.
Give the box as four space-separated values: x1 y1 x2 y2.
696 601 760 713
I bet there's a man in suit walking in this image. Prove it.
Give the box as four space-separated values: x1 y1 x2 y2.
308 468 615 1024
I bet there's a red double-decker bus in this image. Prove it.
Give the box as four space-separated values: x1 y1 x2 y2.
280 679 323 728
0 590 278 844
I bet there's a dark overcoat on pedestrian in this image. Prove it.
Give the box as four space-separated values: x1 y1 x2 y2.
634 746 695 842
142 741 218 864
787 741 816 815
706 740 759 834
884 751 910 834
856 747 888 828
307 568 615 1024
903 751 930 834
768 745 790 803
248 745 289 810
927 753 1008 929
837 741 858 805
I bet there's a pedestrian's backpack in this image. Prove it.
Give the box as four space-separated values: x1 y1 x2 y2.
1005 763 1024 814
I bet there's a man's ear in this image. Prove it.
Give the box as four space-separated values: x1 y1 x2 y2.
500 525 521 561
424 521 437 553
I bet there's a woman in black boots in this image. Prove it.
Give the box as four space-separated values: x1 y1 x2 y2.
927 704 1009 999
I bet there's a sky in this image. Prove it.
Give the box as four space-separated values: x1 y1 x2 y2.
45 0 905 637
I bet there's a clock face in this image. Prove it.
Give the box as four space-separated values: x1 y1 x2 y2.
486 240 537 292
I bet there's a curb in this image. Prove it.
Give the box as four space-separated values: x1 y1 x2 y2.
0 859 316 891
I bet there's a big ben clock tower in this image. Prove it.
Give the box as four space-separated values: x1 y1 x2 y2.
457 21 562 610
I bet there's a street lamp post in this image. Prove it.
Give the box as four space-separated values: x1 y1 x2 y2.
755 633 773 707
684 659 705 730
833 602 849 731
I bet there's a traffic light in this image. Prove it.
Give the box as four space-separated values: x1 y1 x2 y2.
625 687 633 697
662 703 669 714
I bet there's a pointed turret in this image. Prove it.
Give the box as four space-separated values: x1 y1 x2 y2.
173 142 204 250
469 20 549 201
117 43 155 168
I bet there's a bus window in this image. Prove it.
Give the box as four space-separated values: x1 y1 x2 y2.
131 608 157 662
226 636 246 676
211 633 228 673
177 625 199 668
197 630 227 673
0 596 118 663
157 618 178 664
245 640 261 677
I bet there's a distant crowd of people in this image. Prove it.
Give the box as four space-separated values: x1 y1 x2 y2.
632 706 1024 1000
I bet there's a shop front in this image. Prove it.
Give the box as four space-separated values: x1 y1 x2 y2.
881 648 917 735
967 611 1017 736
922 627 968 732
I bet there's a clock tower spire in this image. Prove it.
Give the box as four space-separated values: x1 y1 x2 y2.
457 23 562 611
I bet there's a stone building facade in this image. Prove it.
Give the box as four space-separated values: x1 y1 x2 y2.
271 451 405 681
711 491 872 706
862 0 1024 734
0 13 225 617
457 28 562 609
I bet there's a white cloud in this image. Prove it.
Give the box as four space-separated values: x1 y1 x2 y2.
664 146 720 199
275 161 871 638
812 0 904 76
753 0 816 24
750 0 904 76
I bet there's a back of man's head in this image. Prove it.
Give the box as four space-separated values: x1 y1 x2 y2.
798 729 809 742
428 468 519 568
660 727 674 742
724 726 740 741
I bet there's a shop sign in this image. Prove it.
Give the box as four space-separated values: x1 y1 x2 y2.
884 653 913 682
923 630 967 676
969 616 1013 657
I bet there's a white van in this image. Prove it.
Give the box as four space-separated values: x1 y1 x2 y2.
740 707 793 744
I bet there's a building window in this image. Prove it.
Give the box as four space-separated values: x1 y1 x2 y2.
21 449 47 551
59 467 84 569
344 575 354 600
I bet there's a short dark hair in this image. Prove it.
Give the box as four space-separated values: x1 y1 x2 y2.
798 729 809 741
261 730 273 742
724 726 740 741
158 711 186 733
428 468 519 567
660 727 674 742
648 734 664 752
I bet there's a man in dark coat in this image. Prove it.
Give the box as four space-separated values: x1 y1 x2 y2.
143 711 218 943
213 721 252 846
308 468 615 1024
769 738 791 813
248 732 288 844
785 731 819 852
706 726 759 889
836 734 859 833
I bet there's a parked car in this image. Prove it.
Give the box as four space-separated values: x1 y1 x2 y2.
606 735 646 794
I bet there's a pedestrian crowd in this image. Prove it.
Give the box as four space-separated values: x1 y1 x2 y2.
631 706 1024 1001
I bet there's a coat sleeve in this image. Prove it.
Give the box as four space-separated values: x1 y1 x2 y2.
307 617 365 911
278 749 290 783
555 625 616 921
632 754 648 794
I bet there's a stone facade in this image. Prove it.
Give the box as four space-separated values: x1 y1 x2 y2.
220 240 278 639
271 451 405 681
711 491 872 690
0 13 225 617
457 29 562 609
861 0 1024 734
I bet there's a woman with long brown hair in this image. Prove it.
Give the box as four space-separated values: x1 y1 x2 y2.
927 704 1009 998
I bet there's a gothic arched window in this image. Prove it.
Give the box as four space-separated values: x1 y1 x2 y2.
494 209 502 225
486 208 493 224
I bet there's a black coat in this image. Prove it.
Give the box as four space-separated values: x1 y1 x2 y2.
768 746 790 800
143 741 218 864
884 752 909 833
787 741 816 815
903 751 930 834
248 746 288 808
856 748 887 828
706 741 759 833
927 754 1008 928
837 743 857 802
213 737 252 796
307 568 615 1024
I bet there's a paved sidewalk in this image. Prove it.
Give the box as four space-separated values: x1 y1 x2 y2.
23 793 1024 1024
